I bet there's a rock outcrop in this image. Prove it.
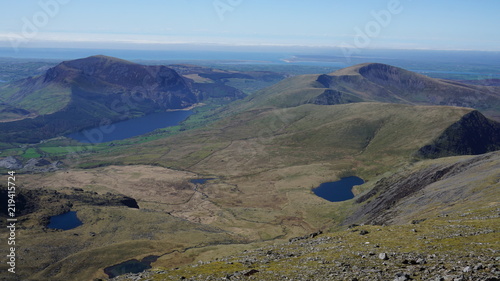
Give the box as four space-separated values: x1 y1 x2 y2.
344 151 500 226
416 110 500 158
0 187 139 224
0 156 23 169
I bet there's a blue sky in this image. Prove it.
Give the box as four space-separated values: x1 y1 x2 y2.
0 0 499 51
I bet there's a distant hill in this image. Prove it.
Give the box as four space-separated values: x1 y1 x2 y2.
456 78 500 87
245 63 500 120
169 63 288 95
0 55 246 143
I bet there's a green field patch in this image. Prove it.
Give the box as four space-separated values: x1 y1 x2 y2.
0 148 23 157
21 148 41 158
17 85 71 115
40 145 95 155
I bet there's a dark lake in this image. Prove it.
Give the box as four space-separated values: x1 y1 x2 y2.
47 211 83 230
313 176 365 202
104 255 159 278
67 110 193 143
190 178 216 185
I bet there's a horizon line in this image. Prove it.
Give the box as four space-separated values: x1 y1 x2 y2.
0 43 499 53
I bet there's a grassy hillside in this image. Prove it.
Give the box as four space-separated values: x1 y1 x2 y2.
239 63 500 121
15 84 71 115
0 78 71 113
110 152 500 281
75 103 478 178
14 151 499 280
13 101 496 280
243 74 323 108
0 168 245 281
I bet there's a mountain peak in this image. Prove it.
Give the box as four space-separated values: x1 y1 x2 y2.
42 55 138 84
59 55 136 72
248 63 500 119
66 55 136 66
328 63 409 77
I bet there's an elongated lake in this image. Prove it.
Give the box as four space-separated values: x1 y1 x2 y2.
313 176 364 202
67 110 193 143
190 178 216 185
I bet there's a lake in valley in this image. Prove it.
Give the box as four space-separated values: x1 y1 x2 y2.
190 178 216 185
67 110 193 143
47 211 83 230
104 255 159 278
313 176 365 202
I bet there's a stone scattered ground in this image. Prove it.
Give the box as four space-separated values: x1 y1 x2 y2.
0 156 62 172
112 205 499 281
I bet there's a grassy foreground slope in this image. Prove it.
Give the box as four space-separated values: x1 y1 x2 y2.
114 152 500 281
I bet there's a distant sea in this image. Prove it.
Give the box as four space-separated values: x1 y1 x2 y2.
0 47 499 79
0 47 295 62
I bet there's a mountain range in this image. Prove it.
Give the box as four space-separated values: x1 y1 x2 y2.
0 55 248 143
1 57 499 143
1 56 499 280
244 62 500 120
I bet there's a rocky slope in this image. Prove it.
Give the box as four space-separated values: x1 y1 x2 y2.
113 207 499 281
0 156 62 172
345 151 500 226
